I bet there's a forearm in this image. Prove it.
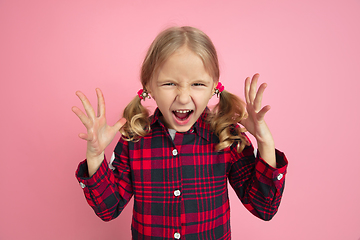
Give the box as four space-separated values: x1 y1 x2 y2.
257 138 276 168
76 159 132 221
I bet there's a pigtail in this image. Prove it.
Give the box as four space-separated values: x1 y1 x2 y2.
208 90 250 153
120 95 151 142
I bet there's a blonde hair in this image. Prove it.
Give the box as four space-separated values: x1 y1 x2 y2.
120 26 249 152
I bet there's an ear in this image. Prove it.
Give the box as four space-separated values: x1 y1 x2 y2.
212 80 218 97
149 92 154 100
144 84 155 100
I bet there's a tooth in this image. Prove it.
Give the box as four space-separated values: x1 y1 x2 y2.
175 110 192 113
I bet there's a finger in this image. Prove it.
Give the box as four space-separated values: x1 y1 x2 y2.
112 118 127 132
239 117 246 127
257 105 271 121
249 73 260 104
72 106 92 128
244 77 251 104
253 83 267 111
75 91 96 119
96 88 105 117
78 132 90 141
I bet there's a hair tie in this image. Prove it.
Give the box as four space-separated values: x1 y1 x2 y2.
137 89 151 101
214 82 224 97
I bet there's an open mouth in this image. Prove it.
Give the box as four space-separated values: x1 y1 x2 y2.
172 109 194 121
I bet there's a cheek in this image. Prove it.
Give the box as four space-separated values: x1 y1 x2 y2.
159 90 174 99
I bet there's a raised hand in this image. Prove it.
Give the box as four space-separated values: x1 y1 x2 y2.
72 88 126 176
240 74 276 167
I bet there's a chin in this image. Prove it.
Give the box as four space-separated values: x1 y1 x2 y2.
174 126 192 132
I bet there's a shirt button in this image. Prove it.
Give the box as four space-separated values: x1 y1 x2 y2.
174 189 181 197
277 173 283 180
174 232 181 239
79 182 86 188
172 149 178 156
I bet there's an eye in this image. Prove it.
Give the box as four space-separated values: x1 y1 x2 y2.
163 83 175 86
192 83 205 86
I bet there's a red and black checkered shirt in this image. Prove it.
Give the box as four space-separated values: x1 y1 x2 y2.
76 108 288 240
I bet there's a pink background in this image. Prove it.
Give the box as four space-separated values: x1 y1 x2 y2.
1 0 359 239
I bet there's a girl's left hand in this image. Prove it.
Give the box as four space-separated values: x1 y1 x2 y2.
239 74 274 145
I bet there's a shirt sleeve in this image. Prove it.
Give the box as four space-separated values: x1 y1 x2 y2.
228 142 288 221
75 138 133 221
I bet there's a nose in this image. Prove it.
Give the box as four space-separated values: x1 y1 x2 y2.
177 87 191 104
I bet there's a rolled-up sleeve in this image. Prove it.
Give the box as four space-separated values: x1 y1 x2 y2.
75 138 133 221
228 144 288 221
255 149 287 193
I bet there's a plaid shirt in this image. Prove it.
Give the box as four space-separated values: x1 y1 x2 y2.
76 108 288 240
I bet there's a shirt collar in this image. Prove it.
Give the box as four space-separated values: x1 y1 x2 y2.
150 108 211 142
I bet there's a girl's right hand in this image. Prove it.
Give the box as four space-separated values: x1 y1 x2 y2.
72 88 126 176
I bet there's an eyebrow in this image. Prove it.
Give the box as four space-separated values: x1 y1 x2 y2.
156 79 212 86
157 77 211 82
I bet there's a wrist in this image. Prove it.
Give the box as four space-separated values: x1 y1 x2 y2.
86 152 104 177
255 135 274 148
86 151 104 162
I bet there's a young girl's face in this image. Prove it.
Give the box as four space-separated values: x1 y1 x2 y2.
147 46 215 132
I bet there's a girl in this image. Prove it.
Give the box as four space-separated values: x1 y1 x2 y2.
73 26 288 240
